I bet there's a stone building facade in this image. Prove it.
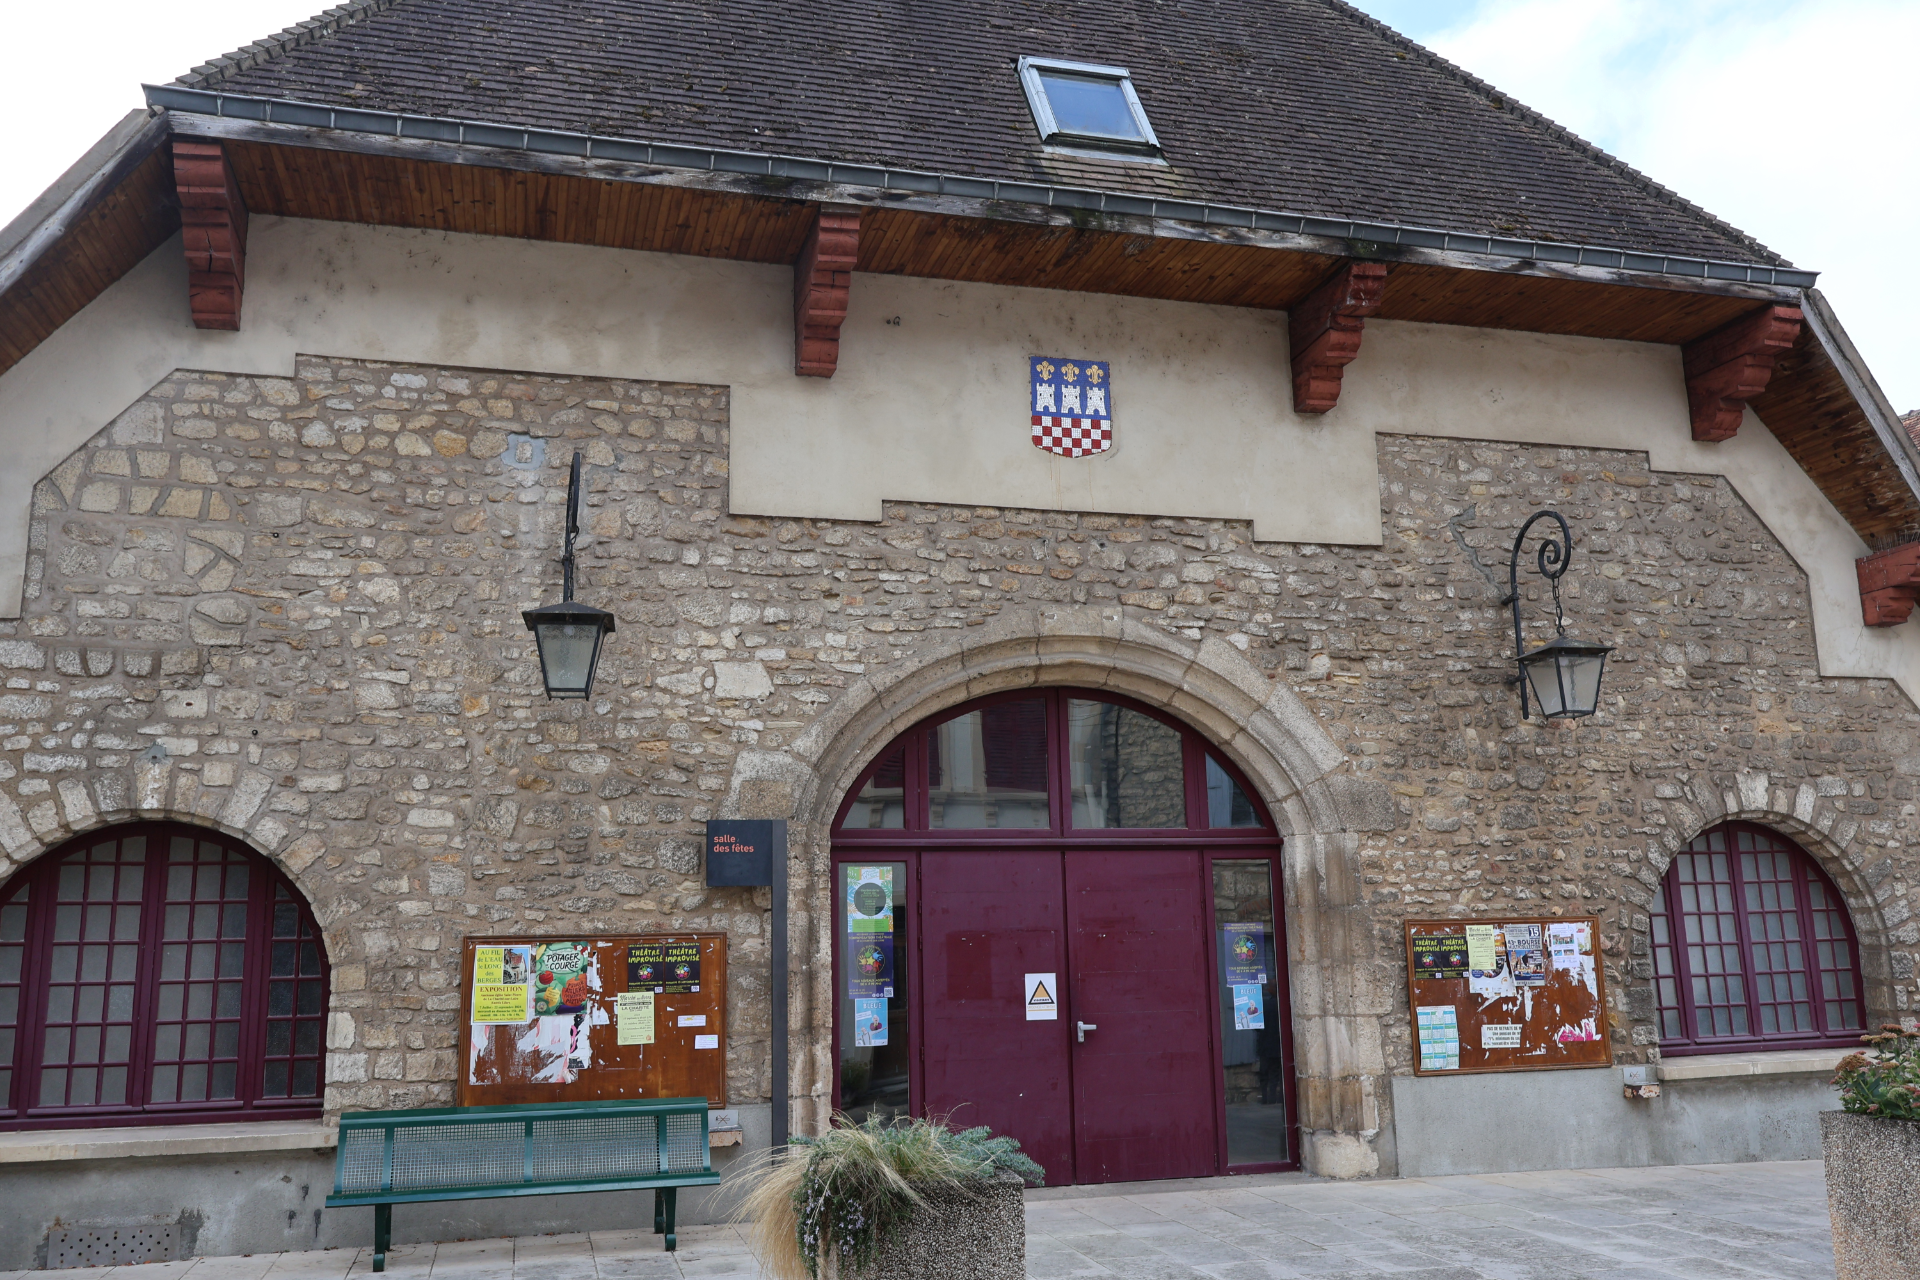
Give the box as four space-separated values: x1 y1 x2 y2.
4 355 1912 1188
5 0 1919 1262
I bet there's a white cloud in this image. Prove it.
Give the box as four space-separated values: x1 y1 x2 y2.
0 1 321 231
1418 0 1920 410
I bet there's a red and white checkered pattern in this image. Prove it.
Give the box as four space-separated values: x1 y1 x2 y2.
1032 415 1113 458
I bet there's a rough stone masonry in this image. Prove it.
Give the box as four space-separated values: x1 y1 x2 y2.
1 355 1915 1143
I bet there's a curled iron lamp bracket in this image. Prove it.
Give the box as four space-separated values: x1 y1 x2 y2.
521 450 617 701
1507 509 1610 721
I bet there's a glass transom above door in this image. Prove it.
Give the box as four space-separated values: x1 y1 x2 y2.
836 689 1271 834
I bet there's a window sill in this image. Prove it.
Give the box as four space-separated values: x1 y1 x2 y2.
0 1119 336 1164
1656 1049 1851 1082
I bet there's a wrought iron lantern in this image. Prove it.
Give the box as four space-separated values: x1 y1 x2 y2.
522 451 616 700
1507 509 1612 720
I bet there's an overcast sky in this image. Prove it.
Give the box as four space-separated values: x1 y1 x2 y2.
3 0 1914 410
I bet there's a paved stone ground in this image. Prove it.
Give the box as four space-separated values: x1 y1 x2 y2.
3 1160 1834 1280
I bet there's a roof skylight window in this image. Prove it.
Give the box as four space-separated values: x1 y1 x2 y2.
1017 57 1161 158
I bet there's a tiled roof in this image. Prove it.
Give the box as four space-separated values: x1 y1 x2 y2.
1903 410 1920 451
186 0 1785 268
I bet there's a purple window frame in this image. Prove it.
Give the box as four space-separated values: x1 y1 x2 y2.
830 688 1298 1174
0 821 328 1131
1651 821 1867 1056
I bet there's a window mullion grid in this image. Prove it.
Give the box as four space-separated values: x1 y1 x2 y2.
1047 690 1069 834
234 861 274 1110
126 829 170 1114
907 729 928 832
1181 737 1205 830
8 860 55 1117
1726 839 1770 1043
1791 855 1833 1041
1664 871 1705 1044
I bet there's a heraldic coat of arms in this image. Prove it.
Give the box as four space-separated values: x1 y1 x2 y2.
1030 356 1113 457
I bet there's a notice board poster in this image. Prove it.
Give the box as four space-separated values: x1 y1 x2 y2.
1403 916 1611 1076
460 933 727 1107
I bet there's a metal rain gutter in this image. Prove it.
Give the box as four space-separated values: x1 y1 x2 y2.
143 83 1819 292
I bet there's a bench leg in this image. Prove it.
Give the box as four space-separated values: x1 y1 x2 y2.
660 1187 678 1253
372 1203 391 1274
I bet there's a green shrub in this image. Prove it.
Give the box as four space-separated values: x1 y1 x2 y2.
1832 1024 1920 1122
739 1113 1044 1279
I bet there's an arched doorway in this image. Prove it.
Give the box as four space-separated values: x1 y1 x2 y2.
830 687 1294 1184
0 821 329 1130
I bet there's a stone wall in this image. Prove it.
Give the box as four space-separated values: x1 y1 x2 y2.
1 354 1915 1160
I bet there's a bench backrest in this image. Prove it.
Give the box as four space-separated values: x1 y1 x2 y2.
333 1097 713 1196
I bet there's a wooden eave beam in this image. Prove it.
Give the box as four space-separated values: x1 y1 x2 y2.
172 139 248 330
793 205 859 377
1288 261 1388 414
1682 303 1802 441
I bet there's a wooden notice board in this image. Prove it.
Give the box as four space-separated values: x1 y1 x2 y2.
459 933 727 1107
1404 916 1612 1076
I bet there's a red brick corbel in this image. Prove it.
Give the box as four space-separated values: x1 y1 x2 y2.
793 205 860 377
172 140 249 331
1857 543 1920 627
1288 261 1389 414
1681 304 1802 442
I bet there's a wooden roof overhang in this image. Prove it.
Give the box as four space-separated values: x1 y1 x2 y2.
3 101 1916 548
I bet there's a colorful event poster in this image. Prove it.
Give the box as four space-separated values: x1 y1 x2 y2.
1221 924 1269 985
848 934 895 999
1412 932 1470 979
1548 922 1589 971
471 944 534 1024
846 867 894 933
1232 983 1265 1030
627 940 702 993
1416 1005 1459 1071
1504 924 1547 986
531 942 594 1015
615 990 656 1046
1465 924 1499 972
853 997 888 1046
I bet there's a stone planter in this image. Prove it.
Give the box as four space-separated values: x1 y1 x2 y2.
1820 1110 1920 1279
835 1172 1025 1280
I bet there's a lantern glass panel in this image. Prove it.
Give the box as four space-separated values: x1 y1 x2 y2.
534 622 601 698
1565 650 1608 714
1521 652 1564 717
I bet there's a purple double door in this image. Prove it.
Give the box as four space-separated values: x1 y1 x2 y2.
918 850 1217 1185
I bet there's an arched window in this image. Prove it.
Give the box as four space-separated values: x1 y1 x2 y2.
0 822 328 1130
1651 822 1865 1054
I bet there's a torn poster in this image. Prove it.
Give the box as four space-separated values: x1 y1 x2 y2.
1504 923 1547 987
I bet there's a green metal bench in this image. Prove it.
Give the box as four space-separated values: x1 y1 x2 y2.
325 1097 721 1270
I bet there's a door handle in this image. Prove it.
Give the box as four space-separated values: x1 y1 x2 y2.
1076 1021 1097 1043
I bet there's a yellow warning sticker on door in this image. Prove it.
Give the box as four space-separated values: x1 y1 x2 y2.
1024 972 1058 1021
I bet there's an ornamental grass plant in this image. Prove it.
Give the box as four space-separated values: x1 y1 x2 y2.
1831 1024 1920 1122
737 1113 1044 1279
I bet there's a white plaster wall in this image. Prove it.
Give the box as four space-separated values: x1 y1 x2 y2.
1 216 1916 705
